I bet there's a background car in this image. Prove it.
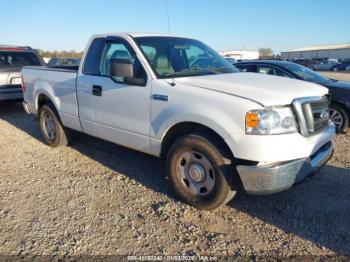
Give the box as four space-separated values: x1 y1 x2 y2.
235 60 350 132
309 60 338 71
293 58 319 68
0 45 45 101
224 57 237 64
48 58 80 66
346 65 350 71
333 60 350 71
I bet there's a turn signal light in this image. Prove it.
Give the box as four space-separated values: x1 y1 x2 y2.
246 112 259 128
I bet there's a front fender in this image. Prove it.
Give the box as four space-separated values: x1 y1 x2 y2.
149 100 256 157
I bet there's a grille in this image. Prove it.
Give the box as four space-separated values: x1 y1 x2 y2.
293 96 330 136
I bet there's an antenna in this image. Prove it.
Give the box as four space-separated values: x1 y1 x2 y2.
164 0 176 86
164 0 171 36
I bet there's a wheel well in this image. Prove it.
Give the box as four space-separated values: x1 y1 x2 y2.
161 122 233 159
37 94 54 111
331 101 350 125
331 101 350 114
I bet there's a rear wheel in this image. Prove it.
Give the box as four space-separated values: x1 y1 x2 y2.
309 66 315 70
333 67 339 72
39 104 70 147
329 103 349 133
166 133 237 210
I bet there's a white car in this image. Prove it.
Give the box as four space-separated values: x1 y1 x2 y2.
21 33 335 210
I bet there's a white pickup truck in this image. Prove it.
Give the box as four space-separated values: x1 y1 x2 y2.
22 33 335 210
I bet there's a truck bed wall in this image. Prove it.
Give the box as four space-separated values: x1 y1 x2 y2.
22 66 82 132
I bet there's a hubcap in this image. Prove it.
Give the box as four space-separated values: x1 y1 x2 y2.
188 163 206 182
329 108 343 129
43 112 56 140
176 151 215 197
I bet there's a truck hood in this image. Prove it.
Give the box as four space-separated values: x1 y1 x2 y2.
175 73 329 106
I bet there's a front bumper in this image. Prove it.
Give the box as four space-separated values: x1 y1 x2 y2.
0 86 23 101
236 141 333 195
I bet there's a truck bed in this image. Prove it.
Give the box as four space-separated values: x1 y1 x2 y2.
22 65 81 131
24 65 79 72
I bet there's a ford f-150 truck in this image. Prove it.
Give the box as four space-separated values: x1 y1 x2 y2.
22 33 335 210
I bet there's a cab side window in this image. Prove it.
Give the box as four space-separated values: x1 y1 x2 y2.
83 38 105 75
237 64 257 72
257 65 291 78
100 41 147 84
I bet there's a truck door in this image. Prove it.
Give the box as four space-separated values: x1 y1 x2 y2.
78 37 151 152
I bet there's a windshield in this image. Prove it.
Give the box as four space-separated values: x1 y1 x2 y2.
284 62 330 84
134 36 239 78
0 51 41 68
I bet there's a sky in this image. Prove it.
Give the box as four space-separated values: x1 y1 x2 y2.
1 0 349 54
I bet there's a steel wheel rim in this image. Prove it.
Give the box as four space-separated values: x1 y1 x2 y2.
176 150 215 197
329 108 343 129
43 111 56 141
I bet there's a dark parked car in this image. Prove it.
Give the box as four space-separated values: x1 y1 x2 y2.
333 60 350 72
235 60 350 132
0 46 45 101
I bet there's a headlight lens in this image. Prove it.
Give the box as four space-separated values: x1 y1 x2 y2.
246 107 297 135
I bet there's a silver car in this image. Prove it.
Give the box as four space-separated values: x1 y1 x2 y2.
309 61 338 71
0 46 45 101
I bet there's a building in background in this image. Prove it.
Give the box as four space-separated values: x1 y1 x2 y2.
281 43 350 60
219 50 259 60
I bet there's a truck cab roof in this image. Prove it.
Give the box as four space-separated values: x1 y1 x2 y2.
91 32 192 40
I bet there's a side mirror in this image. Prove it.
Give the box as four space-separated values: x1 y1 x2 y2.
110 58 146 86
110 58 134 78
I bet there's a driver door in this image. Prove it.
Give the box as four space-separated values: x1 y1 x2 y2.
91 38 151 152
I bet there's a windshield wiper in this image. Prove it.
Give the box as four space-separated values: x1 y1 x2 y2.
164 70 218 78
161 67 235 78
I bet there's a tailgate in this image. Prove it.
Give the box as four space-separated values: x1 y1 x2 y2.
0 70 22 86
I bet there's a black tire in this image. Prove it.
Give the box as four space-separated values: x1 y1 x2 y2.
39 104 70 147
330 103 349 133
309 66 315 71
166 133 237 210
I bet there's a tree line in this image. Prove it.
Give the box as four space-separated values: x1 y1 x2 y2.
258 48 281 60
36 49 83 59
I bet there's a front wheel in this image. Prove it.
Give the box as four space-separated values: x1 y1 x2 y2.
39 104 70 147
166 133 237 210
329 104 349 133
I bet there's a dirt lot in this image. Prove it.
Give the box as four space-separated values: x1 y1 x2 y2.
321 71 350 82
0 100 350 258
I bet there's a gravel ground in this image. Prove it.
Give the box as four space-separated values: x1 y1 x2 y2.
321 71 350 82
0 102 349 258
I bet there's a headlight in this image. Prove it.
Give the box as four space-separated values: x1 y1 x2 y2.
246 107 297 135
